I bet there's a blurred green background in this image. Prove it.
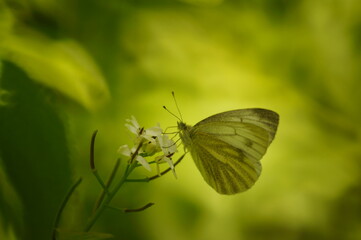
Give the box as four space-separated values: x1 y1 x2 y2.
1 0 361 239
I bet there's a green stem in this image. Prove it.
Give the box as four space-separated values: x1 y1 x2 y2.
125 153 186 183
148 153 185 181
108 202 155 213
92 158 121 213
90 130 98 170
84 163 136 232
125 178 149 182
85 141 144 232
92 169 109 194
52 178 82 240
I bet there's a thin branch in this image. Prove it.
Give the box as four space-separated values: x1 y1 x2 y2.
124 202 155 213
90 130 98 170
90 130 109 194
108 202 155 213
148 153 186 181
126 154 186 182
85 162 138 232
125 178 149 182
129 138 144 164
52 178 82 240
92 158 121 213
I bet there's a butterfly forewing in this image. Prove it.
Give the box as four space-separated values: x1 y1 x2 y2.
192 122 271 162
180 108 279 195
194 108 279 143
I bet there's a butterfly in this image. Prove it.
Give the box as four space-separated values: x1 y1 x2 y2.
177 108 279 195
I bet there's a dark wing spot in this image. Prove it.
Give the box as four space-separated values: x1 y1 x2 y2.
244 138 253 148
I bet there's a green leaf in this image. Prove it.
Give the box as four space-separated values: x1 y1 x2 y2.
0 26 110 111
56 229 114 240
0 158 24 236
0 61 73 240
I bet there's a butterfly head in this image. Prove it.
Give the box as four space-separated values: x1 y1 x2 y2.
177 121 188 131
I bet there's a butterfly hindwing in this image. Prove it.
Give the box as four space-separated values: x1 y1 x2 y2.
190 130 262 194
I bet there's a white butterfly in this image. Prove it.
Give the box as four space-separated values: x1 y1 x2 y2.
178 108 279 195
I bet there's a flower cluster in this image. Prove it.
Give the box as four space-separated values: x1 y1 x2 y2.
118 116 178 177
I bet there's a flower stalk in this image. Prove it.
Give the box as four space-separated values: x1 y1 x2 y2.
84 116 180 232
53 116 182 238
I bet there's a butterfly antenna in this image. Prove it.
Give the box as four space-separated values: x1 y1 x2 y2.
172 91 183 121
163 106 181 122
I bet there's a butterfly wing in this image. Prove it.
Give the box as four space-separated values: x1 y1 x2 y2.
194 108 279 144
187 108 279 194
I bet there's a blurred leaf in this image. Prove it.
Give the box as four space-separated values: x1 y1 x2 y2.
0 158 23 236
56 229 113 240
0 1 14 37
179 0 224 6
0 2 110 111
0 61 72 240
0 88 11 106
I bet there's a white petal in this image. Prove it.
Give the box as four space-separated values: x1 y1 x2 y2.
118 145 131 156
163 157 174 169
170 147 178 154
166 140 177 154
136 155 151 171
130 116 140 129
146 126 162 137
125 123 138 135
158 135 167 147
159 134 177 154
154 155 163 162
163 157 177 179
142 132 156 142
172 169 178 179
125 116 142 135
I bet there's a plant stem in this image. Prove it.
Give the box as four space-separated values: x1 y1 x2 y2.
148 153 185 181
52 178 82 240
92 169 109 194
92 158 121 213
84 163 137 232
107 202 155 213
85 140 144 232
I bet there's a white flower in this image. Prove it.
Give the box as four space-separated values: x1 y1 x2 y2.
125 116 142 136
125 116 163 156
118 145 151 171
155 134 178 178
121 116 179 176
125 116 162 140
158 134 177 155
140 124 163 156
143 124 162 140
155 154 177 178
141 139 161 156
